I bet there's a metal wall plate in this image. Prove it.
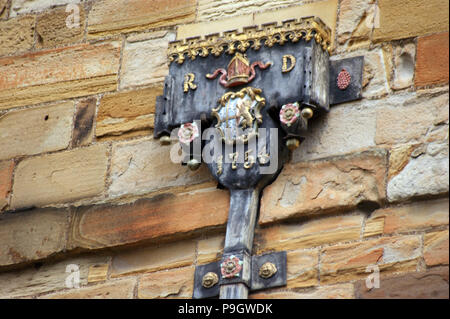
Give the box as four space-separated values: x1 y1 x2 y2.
251 251 287 291
329 56 364 105
193 262 221 299
193 251 287 299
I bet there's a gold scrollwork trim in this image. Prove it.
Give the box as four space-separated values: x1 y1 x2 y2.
168 17 332 65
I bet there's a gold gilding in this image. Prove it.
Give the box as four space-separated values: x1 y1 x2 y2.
282 55 296 73
183 73 197 93
259 262 278 279
202 272 219 288
168 17 332 65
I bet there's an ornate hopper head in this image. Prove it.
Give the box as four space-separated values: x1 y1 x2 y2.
154 16 364 300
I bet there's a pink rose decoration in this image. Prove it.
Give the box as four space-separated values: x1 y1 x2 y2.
221 255 243 279
178 122 199 144
280 103 300 126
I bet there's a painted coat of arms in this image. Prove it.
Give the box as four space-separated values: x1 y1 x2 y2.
208 53 270 144
211 87 265 144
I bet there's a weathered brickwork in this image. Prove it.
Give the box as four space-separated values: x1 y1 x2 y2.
0 0 448 299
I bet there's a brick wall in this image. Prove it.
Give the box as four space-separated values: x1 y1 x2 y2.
0 0 448 299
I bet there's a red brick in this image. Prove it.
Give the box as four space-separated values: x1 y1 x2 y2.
415 32 449 87
69 189 230 250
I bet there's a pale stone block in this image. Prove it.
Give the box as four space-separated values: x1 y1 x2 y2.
0 208 69 266
120 32 176 89
11 144 109 209
287 249 319 288
111 241 196 277
138 266 194 299
375 91 449 145
250 283 355 299
197 235 224 264
292 101 376 162
10 0 81 17
0 42 120 110
373 0 449 42
88 0 196 38
0 254 110 298
260 150 386 224
387 143 449 202
108 137 212 198
0 102 75 160
256 214 364 253
41 278 136 299
0 15 35 56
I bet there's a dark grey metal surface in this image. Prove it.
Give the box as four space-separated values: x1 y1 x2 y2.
193 262 221 299
251 251 287 291
329 56 364 105
192 251 287 298
154 39 331 138
222 190 260 255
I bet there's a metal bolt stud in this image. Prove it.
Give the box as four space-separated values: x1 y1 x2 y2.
301 107 314 119
202 272 219 289
286 138 300 151
259 262 277 279
187 159 201 171
159 135 171 146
